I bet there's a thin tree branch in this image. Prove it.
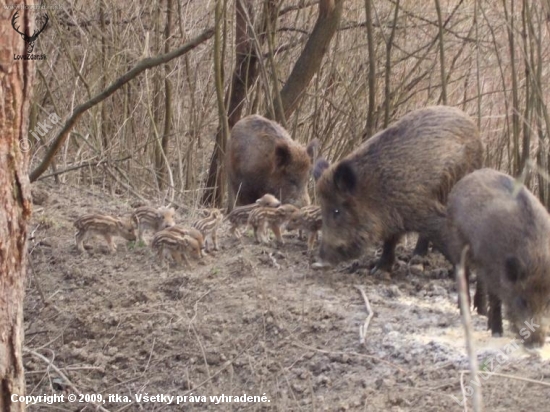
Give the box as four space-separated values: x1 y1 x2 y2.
29 27 214 182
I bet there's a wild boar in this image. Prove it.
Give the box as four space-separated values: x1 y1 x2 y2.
447 168 550 347
314 106 483 273
226 114 318 210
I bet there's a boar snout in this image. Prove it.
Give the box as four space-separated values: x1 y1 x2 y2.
319 238 363 265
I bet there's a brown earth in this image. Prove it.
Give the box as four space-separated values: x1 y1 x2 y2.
24 181 550 411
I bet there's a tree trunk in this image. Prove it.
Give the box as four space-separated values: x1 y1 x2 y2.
202 0 262 206
363 0 377 140
202 0 344 206
0 3 34 411
274 0 344 122
160 0 173 191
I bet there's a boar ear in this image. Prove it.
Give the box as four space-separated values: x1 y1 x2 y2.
313 158 330 181
275 144 291 168
333 161 357 194
306 139 320 161
505 256 527 283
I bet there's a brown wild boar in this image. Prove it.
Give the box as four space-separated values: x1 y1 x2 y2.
286 205 322 252
314 106 483 273
164 225 205 257
192 208 223 252
74 214 137 253
131 206 176 243
226 114 318 210
247 204 299 245
447 168 550 347
224 193 281 239
151 230 201 268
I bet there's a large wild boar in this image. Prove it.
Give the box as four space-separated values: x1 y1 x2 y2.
226 115 318 210
314 106 483 273
447 168 550 347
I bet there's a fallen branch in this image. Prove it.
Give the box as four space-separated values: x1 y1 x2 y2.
355 285 373 345
460 370 550 387
37 156 131 181
30 27 214 182
456 245 483 412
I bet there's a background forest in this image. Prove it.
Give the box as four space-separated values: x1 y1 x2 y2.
28 0 550 208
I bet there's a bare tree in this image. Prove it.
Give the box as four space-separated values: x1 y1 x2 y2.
202 0 274 206
364 0 377 140
203 0 345 206
274 0 345 122
0 4 34 410
29 28 214 182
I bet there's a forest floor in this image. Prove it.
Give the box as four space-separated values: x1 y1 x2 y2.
24 180 550 411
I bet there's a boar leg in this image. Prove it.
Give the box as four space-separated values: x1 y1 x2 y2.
412 235 430 256
252 224 261 243
488 292 503 337
271 223 284 245
103 234 117 253
212 229 219 251
372 234 401 273
473 277 487 316
138 226 146 243
75 230 87 252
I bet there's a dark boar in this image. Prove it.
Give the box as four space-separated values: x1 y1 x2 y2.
447 168 550 347
226 114 318 210
315 106 483 272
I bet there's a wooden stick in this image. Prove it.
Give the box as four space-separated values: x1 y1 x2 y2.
456 245 483 412
355 285 374 345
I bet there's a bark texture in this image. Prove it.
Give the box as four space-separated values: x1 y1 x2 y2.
0 1 34 410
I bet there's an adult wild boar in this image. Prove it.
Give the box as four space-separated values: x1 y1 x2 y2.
226 115 318 210
314 106 483 273
447 168 550 347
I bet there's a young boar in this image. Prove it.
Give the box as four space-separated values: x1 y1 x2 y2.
151 230 201 268
74 214 136 253
131 206 176 243
314 106 483 272
164 225 205 258
226 114 318 210
447 168 550 347
192 208 223 252
224 193 281 239
248 204 299 245
286 205 323 252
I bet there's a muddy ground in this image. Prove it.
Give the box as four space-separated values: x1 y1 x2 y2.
24 181 550 411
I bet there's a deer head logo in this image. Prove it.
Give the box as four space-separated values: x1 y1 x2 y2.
11 11 49 54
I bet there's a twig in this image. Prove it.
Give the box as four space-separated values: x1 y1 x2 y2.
355 285 373 345
29 27 215 182
24 348 112 412
142 337 156 375
460 370 550 387
269 252 281 270
37 156 131 181
25 366 103 375
456 245 483 412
